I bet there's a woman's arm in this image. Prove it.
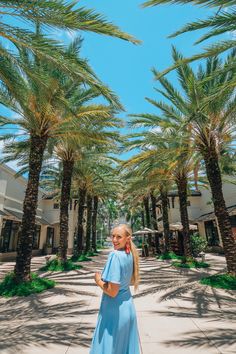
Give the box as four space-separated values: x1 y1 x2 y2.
95 272 119 298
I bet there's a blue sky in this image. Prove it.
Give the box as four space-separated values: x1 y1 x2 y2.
0 1 227 165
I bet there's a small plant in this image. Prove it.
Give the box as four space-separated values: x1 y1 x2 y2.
0 273 55 297
158 252 183 261
190 233 207 257
40 258 82 271
172 260 210 269
200 274 236 290
71 254 92 262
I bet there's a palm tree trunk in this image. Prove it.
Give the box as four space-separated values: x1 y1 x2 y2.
58 159 74 263
14 135 47 282
76 187 86 256
203 147 236 275
150 191 160 253
176 175 192 258
141 209 145 228
160 187 170 253
85 193 92 253
143 195 152 245
92 195 98 252
143 196 151 228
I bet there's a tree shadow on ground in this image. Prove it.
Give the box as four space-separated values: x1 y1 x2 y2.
163 328 236 351
0 255 105 352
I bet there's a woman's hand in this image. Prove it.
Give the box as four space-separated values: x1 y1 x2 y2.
95 272 102 285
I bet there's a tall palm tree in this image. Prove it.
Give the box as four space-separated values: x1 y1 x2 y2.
0 40 122 281
138 49 236 274
143 0 236 76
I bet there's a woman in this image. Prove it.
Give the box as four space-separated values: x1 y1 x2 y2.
90 224 140 354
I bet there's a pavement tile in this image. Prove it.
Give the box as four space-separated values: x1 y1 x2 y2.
0 251 235 354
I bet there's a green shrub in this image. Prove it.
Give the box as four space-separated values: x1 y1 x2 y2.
200 274 236 290
158 252 183 260
71 254 92 262
190 233 207 256
40 258 82 271
0 273 55 297
172 260 210 269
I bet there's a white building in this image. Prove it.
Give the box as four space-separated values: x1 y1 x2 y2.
0 164 78 261
157 182 236 249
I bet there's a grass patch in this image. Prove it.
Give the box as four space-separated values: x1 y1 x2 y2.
86 251 98 257
40 258 82 271
172 260 210 269
158 252 183 261
0 272 55 297
71 254 92 262
200 274 236 290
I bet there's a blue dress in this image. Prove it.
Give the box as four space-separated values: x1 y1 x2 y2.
90 250 140 354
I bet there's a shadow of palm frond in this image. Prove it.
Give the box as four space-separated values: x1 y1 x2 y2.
163 328 236 349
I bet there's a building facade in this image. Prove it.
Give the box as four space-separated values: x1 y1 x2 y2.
0 164 79 261
157 182 236 250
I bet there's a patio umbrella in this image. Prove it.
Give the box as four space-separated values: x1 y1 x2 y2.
159 222 198 231
133 227 159 235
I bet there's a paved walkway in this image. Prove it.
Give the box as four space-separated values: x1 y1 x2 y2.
0 251 235 354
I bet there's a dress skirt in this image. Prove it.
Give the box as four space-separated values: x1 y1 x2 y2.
90 289 140 354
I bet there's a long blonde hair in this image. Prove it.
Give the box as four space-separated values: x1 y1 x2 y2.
114 224 140 291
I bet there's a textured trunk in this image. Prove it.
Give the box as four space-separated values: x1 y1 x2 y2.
150 191 160 253
92 196 98 252
141 209 145 228
203 146 236 275
176 175 192 258
160 187 170 253
76 187 86 256
143 196 152 245
143 196 151 228
58 159 74 263
14 135 47 282
85 193 92 253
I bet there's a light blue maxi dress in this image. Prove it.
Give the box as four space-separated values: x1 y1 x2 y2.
90 250 140 354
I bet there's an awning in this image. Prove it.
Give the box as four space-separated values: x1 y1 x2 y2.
0 210 8 216
195 204 236 222
195 212 215 222
3 208 51 225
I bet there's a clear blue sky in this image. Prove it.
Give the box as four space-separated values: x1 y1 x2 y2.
0 1 226 165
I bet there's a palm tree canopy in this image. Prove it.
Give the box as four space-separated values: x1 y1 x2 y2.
142 0 236 77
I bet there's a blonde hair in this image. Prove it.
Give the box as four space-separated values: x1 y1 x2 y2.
113 224 140 291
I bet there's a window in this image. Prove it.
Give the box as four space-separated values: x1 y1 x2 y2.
53 203 59 209
187 200 191 206
171 197 175 208
0 220 20 252
33 225 41 249
204 220 220 246
46 227 54 247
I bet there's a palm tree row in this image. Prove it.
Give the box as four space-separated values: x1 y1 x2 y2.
125 49 236 274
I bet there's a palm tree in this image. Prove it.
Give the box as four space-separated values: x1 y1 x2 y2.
56 112 122 262
138 49 236 274
0 1 139 89
143 0 236 76
124 132 195 258
0 39 122 281
72 152 122 253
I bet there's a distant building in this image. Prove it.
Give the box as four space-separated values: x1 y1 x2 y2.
157 183 236 251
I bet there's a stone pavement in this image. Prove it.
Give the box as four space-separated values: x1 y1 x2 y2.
0 250 235 354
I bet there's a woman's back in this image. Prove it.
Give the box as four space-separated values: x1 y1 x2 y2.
102 250 133 293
